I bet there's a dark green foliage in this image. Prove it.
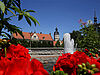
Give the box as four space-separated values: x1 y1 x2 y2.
70 30 82 47
0 0 39 39
79 25 100 48
55 40 60 47
11 38 53 47
50 70 68 75
61 40 64 47
77 62 99 75
70 24 100 49
11 38 30 47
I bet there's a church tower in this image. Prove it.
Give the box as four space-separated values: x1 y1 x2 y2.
94 9 97 24
54 27 59 41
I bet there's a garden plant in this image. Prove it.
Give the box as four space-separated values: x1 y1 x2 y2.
0 0 100 75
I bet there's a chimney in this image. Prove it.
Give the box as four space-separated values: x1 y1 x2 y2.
49 33 51 35
34 31 36 33
40 32 42 34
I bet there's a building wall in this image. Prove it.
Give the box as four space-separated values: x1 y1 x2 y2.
54 35 59 41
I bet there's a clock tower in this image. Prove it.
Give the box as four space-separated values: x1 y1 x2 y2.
54 27 59 41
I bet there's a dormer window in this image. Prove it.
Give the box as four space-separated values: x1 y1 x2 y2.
34 36 36 39
43 37 45 40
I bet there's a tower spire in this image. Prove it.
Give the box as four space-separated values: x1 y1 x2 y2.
94 9 97 24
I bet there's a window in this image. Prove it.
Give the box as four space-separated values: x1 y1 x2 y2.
34 36 36 39
43 37 45 40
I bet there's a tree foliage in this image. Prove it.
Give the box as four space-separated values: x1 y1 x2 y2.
55 40 60 47
70 24 100 49
0 0 40 39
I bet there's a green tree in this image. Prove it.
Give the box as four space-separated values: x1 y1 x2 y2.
55 40 60 47
78 24 100 48
10 38 30 47
70 30 82 47
61 40 64 47
0 0 39 39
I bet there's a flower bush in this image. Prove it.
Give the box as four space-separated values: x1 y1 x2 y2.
0 39 49 75
52 51 100 75
77 48 100 58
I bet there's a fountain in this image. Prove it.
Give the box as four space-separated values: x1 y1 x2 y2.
63 33 75 54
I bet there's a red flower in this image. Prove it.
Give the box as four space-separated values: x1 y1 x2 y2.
30 59 49 75
0 44 49 75
53 66 55 71
32 68 49 75
30 58 44 71
54 53 77 75
89 53 92 56
5 58 31 75
97 58 100 63
73 51 90 64
82 22 86 25
0 57 11 75
93 72 100 75
95 54 98 58
6 44 31 59
84 49 89 52
53 51 100 75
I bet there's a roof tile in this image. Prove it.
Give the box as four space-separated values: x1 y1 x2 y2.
12 32 53 41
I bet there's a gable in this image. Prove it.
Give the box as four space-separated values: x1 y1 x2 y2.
31 33 39 40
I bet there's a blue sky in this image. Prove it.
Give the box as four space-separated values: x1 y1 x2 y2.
9 0 100 40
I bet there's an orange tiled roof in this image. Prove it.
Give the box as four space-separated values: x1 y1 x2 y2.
36 33 53 41
12 32 53 41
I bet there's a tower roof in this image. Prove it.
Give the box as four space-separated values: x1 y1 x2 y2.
54 27 59 35
94 9 97 24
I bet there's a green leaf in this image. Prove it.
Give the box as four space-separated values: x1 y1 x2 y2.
24 12 30 16
11 6 20 13
1 31 11 39
1 34 8 38
25 16 31 26
13 1 21 9
23 9 26 11
16 30 24 39
0 1 5 13
5 10 7 15
7 0 13 8
50 71 55 75
29 16 40 26
12 2 16 7
26 10 36 13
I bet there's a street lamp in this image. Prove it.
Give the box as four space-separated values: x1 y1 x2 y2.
30 32 33 51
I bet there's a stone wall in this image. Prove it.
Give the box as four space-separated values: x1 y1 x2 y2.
27 47 64 63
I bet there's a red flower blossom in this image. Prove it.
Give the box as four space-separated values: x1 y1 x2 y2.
97 58 100 63
6 44 31 59
93 72 100 75
53 51 100 75
32 68 49 75
54 53 77 75
29 58 49 75
84 48 89 52
0 44 49 75
95 54 98 58
89 53 92 56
